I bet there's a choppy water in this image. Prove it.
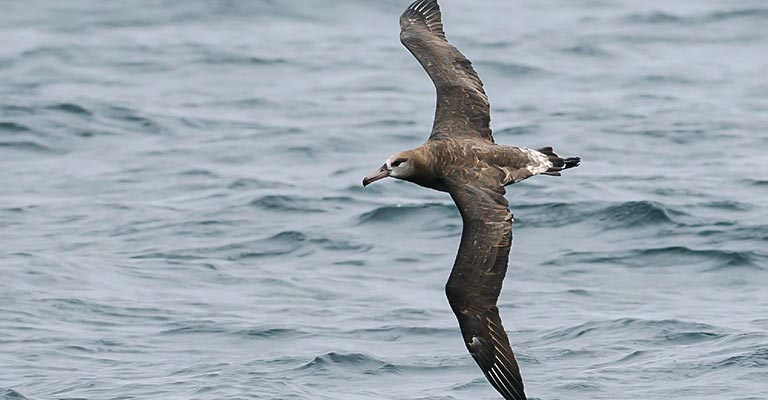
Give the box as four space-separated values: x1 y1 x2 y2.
2 1 767 399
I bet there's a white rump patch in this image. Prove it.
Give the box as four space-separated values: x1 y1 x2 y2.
520 147 552 175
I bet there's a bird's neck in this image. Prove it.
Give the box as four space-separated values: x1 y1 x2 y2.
403 145 450 192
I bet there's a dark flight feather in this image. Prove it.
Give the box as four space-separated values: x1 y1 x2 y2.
445 181 527 400
400 0 494 142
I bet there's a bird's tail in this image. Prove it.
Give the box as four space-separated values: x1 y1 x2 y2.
537 146 581 176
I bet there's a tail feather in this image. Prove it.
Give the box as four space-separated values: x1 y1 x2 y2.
538 147 580 176
563 157 581 169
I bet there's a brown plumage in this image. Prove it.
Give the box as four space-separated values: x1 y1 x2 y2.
362 1 580 399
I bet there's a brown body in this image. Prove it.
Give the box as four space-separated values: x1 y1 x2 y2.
396 139 559 192
362 1 580 399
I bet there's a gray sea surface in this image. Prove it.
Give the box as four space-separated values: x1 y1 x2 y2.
1 0 768 399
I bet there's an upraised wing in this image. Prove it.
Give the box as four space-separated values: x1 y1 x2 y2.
400 0 494 142
445 180 527 400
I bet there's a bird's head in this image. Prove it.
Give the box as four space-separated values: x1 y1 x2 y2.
362 151 419 187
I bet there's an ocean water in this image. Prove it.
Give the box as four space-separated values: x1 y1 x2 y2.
1 0 767 399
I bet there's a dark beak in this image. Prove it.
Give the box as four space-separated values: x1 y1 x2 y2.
362 164 390 187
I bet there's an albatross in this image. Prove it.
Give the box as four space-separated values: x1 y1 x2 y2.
362 1 580 399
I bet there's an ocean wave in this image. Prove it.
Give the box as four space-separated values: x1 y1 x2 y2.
716 347 768 368
46 102 92 116
343 326 455 342
697 225 768 243
477 60 547 76
2 101 126 143
99 105 165 135
555 246 764 270
355 118 417 128
178 168 219 178
0 140 58 154
542 318 726 345
227 178 294 190
641 246 759 267
237 327 305 338
197 53 287 66
357 203 457 224
516 200 684 228
700 200 753 212
0 104 35 116
131 230 371 261
160 323 228 335
623 11 683 24
160 322 305 341
250 195 326 213
294 352 406 376
594 200 683 227
0 389 29 400
558 43 613 58
634 74 697 86
746 178 768 187
623 8 768 25
0 122 32 132
298 352 388 371
705 8 768 23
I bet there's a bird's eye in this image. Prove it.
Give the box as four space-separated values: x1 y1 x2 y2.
392 159 406 167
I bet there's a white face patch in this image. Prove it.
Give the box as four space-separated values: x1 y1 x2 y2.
520 147 552 175
386 154 411 179
385 156 396 170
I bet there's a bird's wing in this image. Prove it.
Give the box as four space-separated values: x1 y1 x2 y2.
400 0 494 143
445 179 526 400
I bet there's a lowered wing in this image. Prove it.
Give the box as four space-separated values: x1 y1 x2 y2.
445 181 527 400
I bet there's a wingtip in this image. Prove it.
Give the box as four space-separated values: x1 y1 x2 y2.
403 0 440 18
407 0 439 12
401 0 444 37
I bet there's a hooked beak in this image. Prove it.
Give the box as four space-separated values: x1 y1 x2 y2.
362 164 390 187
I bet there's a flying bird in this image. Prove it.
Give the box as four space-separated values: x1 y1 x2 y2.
362 1 580 399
